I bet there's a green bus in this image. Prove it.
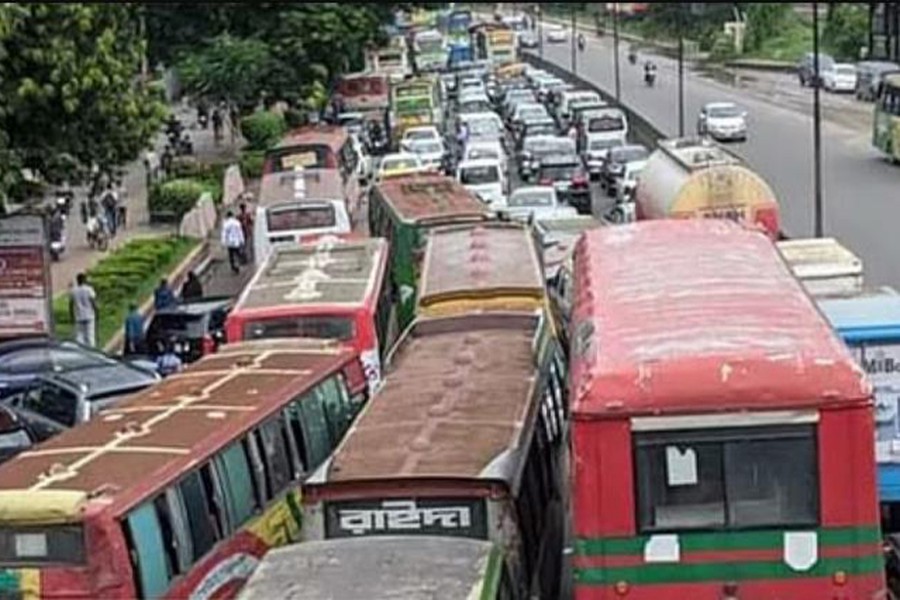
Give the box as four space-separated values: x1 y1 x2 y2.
874 72 900 162
368 173 487 330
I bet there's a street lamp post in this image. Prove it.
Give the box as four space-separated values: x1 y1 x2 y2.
813 0 824 237
677 4 685 137
538 4 544 59
613 3 621 102
571 7 577 75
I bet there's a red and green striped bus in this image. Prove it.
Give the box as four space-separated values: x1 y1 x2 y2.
568 220 885 599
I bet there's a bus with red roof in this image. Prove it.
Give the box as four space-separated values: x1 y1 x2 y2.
568 220 884 599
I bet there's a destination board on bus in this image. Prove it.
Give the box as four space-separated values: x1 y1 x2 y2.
324 497 488 539
856 343 900 463
0 215 51 338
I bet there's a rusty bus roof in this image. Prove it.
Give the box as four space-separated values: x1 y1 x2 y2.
373 173 487 226
306 313 540 494
273 125 348 151
0 340 355 516
569 220 869 419
233 238 388 313
418 222 544 310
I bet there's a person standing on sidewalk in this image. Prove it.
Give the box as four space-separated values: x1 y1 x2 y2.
237 202 254 264
154 278 177 311
180 271 203 301
124 303 144 356
221 210 245 274
212 108 224 146
69 273 98 348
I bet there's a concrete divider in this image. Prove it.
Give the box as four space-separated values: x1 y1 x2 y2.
178 192 217 239
222 164 246 208
520 53 666 150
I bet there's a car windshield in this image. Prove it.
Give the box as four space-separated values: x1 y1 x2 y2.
406 129 437 141
510 190 554 207
590 138 623 151
460 165 500 185
588 116 625 132
410 141 443 154
527 124 556 136
836 66 856 76
518 105 547 119
612 147 648 163
465 119 501 136
708 105 741 118
266 204 337 231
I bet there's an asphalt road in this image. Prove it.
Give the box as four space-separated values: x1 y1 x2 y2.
535 36 900 288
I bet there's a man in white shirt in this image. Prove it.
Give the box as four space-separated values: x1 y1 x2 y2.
69 273 98 347
221 210 245 274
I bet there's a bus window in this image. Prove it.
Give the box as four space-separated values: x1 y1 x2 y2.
244 316 355 342
635 426 818 532
215 442 260 527
284 405 310 474
267 204 337 231
125 502 171 599
256 417 294 499
316 376 351 441
298 392 333 468
178 469 222 561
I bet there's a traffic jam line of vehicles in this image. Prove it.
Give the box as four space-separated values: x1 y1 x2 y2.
1 6 900 600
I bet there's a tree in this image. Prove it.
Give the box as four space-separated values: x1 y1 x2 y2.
823 3 868 60
0 4 164 191
743 3 792 52
177 34 274 110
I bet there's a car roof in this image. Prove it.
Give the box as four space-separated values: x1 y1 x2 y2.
42 362 158 399
704 101 738 109
152 297 233 318
382 152 421 161
511 186 556 196
540 154 579 165
405 125 439 134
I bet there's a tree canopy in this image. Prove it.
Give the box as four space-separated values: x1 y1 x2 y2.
0 3 164 205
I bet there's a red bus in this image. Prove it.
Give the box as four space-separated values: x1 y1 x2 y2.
0 340 368 599
568 220 885 599
226 237 393 391
334 72 390 113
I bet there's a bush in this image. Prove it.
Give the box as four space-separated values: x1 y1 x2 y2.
240 111 286 151
149 177 222 217
54 236 200 347
240 150 266 181
284 107 306 129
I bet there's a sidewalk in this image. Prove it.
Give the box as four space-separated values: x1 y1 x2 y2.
50 102 240 296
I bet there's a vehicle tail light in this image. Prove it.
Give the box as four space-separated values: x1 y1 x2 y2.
539 178 552 185
202 334 216 356
754 207 780 238
571 174 588 188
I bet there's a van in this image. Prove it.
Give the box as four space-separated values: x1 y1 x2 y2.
556 89 602 122
456 157 507 206
577 107 628 152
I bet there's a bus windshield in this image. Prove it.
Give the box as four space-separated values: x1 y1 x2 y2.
266 204 337 231
243 316 355 341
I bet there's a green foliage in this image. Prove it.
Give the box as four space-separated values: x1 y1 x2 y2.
176 33 273 109
240 111 286 151
54 236 200 346
744 4 793 52
283 108 306 129
822 3 868 61
149 178 217 217
743 9 813 62
239 150 266 181
0 4 164 196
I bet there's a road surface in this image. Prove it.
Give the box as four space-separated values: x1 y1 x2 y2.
536 37 900 287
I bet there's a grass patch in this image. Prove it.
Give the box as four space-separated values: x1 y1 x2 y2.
53 236 200 347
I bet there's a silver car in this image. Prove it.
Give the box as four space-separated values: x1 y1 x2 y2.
697 102 748 142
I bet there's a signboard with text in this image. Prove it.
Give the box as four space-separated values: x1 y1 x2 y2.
324 497 488 540
0 215 51 339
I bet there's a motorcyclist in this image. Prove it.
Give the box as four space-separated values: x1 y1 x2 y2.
644 60 657 85
577 33 585 52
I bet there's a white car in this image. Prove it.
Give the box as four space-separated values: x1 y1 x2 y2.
403 138 446 169
377 152 425 180
510 102 550 128
456 158 507 206
504 186 578 221
546 25 568 44
459 112 505 145
462 140 508 178
616 162 646 203
823 63 858 93
697 102 748 142
401 125 441 144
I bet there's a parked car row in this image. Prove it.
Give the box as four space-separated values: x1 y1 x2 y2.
798 52 900 99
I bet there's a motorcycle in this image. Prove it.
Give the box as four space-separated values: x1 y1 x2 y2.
628 51 637 65
644 69 656 87
86 214 109 251
54 190 74 216
197 112 209 130
577 36 585 52
49 213 66 261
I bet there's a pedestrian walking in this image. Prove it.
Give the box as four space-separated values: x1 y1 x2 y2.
212 108 224 146
237 202 254 264
124 303 144 356
69 273 98 347
100 183 119 237
221 210 245 274
229 104 240 145
154 278 177 311
180 271 203 302
161 145 174 178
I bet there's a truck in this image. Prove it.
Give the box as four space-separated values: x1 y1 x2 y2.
389 76 440 142
472 23 516 66
776 237 864 298
611 137 781 239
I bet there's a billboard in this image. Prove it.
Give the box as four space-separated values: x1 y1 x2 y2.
0 214 52 338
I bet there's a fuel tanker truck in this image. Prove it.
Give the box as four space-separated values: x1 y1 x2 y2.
610 137 781 239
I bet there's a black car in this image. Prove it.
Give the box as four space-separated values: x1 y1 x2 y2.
536 154 592 214
797 52 835 87
0 404 44 465
514 116 557 148
0 337 155 401
601 144 649 193
3 362 159 439
144 296 232 364
518 136 577 181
